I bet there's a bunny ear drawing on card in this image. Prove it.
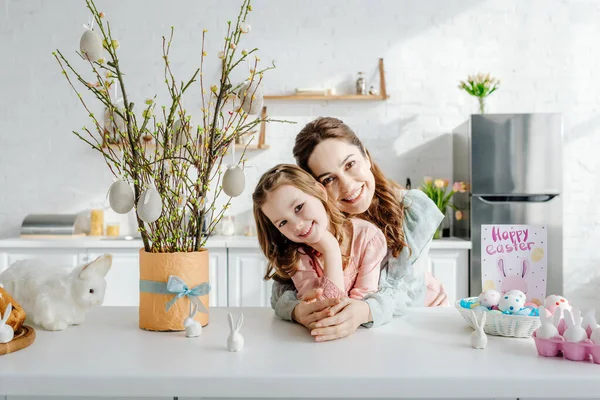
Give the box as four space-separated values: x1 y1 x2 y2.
497 255 529 295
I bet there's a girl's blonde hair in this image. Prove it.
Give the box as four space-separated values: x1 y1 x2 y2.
293 117 408 258
252 164 348 282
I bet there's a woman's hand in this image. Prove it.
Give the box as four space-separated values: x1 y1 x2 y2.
291 288 341 329
308 297 371 342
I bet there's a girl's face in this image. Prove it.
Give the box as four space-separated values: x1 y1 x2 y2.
261 184 329 245
307 139 376 215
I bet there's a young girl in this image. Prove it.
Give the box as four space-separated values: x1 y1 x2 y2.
252 164 387 300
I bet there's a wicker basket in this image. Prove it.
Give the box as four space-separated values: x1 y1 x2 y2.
455 297 541 338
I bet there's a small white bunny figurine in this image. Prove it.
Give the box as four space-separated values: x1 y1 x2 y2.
183 302 202 338
591 326 600 344
0 303 15 344
582 308 598 331
536 306 561 339
470 310 487 349
563 308 588 343
227 312 244 352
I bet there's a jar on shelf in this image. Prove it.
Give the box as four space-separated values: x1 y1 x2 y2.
90 206 105 236
355 72 366 95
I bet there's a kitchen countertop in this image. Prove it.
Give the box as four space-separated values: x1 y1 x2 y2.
0 306 597 399
0 236 472 250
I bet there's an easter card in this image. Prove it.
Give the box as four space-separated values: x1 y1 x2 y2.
481 224 547 305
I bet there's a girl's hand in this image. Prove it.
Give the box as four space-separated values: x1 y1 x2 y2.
310 230 340 255
291 288 341 329
308 297 371 342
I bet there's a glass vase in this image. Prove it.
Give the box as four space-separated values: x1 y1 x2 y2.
478 97 486 114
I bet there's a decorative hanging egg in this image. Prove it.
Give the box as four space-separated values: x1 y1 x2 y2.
171 119 191 147
103 106 126 140
108 180 134 214
237 81 263 115
137 187 163 223
222 166 245 197
80 29 104 62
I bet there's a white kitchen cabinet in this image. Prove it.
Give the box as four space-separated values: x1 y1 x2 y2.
0 249 85 273
208 248 228 307
227 248 272 307
425 248 468 305
87 250 140 307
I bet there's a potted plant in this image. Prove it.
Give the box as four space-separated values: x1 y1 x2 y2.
419 177 466 239
54 0 286 331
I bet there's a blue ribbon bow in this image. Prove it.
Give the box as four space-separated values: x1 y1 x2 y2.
139 275 211 313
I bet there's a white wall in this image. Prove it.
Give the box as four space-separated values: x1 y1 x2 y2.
1 0 599 299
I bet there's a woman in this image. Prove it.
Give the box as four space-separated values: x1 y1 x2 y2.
270 117 448 342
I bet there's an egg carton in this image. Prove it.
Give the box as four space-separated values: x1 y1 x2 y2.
533 320 600 363
455 297 541 338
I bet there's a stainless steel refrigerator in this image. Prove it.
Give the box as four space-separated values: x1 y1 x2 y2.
452 113 563 297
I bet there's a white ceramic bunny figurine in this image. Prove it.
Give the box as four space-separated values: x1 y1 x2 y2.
470 310 487 349
183 302 202 338
0 303 14 344
227 312 244 352
582 308 598 332
563 308 588 343
0 254 112 331
536 306 561 339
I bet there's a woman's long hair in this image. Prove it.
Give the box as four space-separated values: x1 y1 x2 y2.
293 117 408 258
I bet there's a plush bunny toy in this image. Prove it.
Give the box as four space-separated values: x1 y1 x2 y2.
0 254 112 331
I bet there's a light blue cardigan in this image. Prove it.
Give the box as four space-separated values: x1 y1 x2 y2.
270 189 445 328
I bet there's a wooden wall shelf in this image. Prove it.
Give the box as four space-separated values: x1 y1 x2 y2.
264 58 389 101
264 94 388 101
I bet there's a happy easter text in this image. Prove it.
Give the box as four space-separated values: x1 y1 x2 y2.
485 226 535 255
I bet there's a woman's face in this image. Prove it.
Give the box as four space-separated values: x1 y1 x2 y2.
307 139 376 215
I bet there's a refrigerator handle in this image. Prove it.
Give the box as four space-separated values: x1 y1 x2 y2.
476 194 559 204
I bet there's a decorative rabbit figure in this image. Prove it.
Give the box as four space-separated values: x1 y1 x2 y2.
563 308 588 343
582 308 597 331
227 312 244 352
0 254 112 331
536 306 561 339
470 310 487 349
497 256 529 295
0 303 14 344
183 301 202 338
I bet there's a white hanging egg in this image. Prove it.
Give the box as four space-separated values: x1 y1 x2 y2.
80 29 104 62
108 180 134 214
222 166 245 197
171 119 191 147
237 81 263 115
137 187 163 223
104 106 126 138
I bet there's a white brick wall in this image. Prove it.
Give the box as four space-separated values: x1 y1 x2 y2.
1 0 599 299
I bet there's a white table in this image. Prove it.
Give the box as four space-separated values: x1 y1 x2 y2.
1 307 598 399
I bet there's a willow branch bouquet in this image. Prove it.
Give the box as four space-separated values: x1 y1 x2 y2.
54 0 289 253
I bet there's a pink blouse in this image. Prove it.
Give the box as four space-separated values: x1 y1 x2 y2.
291 218 387 300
